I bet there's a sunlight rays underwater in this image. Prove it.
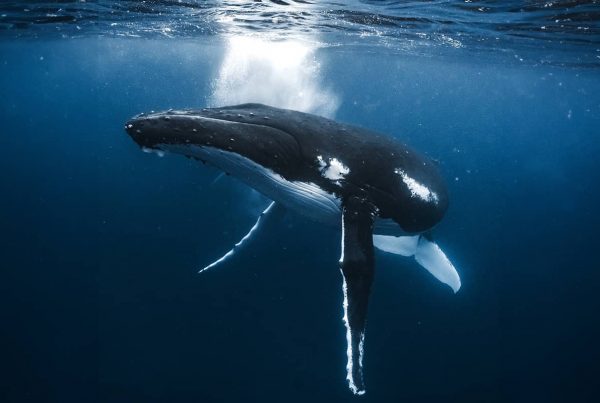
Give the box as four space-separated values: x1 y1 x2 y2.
209 6 339 117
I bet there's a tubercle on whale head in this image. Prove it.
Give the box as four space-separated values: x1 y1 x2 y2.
125 111 197 149
124 107 303 179
124 107 270 150
124 104 282 146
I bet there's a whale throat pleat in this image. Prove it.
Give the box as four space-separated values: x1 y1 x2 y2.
162 145 341 225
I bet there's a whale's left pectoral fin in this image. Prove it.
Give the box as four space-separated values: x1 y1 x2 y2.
199 201 286 273
373 234 461 293
414 236 461 293
340 197 376 396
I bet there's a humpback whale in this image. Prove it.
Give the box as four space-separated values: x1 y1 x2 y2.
125 103 460 395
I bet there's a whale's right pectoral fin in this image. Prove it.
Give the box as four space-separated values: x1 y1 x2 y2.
199 201 286 273
339 197 376 396
373 234 461 293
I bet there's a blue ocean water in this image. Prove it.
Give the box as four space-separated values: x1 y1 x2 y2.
1 1 600 402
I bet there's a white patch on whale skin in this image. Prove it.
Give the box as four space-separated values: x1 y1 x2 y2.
317 155 350 183
160 144 342 225
394 168 439 204
142 147 165 158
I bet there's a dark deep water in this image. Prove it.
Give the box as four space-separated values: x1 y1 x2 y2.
2 1 600 402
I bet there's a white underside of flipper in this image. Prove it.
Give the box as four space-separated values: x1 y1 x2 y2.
199 201 283 273
373 234 461 293
372 234 419 256
414 237 461 293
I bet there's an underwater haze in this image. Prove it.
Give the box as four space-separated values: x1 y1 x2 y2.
1 1 600 402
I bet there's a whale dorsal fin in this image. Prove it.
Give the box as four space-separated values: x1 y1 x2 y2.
339 196 377 395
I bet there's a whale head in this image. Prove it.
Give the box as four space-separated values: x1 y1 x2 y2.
125 105 304 179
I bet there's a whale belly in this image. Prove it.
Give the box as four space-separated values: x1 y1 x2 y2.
161 144 342 225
